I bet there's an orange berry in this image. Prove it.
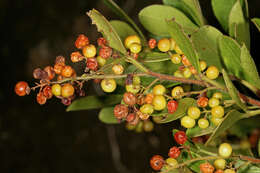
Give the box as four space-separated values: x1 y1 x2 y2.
15 81 30 96
61 65 74 78
200 163 215 173
75 34 89 49
61 83 75 98
197 97 209 108
54 63 64 75
71 51 84 62
181 55 191 66
36 92 47 105
145 93 154 104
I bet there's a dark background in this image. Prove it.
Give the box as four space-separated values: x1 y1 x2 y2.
0 0 260 173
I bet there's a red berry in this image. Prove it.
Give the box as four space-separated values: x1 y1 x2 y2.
148 38 157 49
44 66 55 80
36 92 47 105
86 58 98 71
75 34 89 49
43 85 53 99
97 37 107 47
113 104 128 119
71 51 84 63
174 131 187 145
99 46 112 59
167 100 178 114
123 92 137 106
168 146 181 159
61 97 72 106
197 97 209 108
126 113 136 123
150 155 165 171
200 163 215 173
15 81 30 96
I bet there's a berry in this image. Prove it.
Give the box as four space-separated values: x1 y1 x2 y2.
174 131 187 145
143 120 154 132
15 81 30 96
55 55 66 65
101 79 117 93
174 45 183 54
61 83 75 98
218 143 232 158
174 70 184 78
158 38 170 52
126 122 136 131
211 117 223 126
75 34 89 49
209 97 220 108
200 162 215 173
199 60 207 71
61 65 74 78
71 51 83 63
171 86 184 99
211 105 224 118
152 95 166 111
214 159 226 170
129 43 142 53
170 54 182 64
223 169 235 173
36 92 47 105
167 100 178 114
97 37 107 47
54 63 64 75
152 84 166 96
182 67 192 78
197 97 209 107
96 56 106 67
87 58 98 71
42 85 53 99
188 106 201 119
44 66 55 80
124 35 141 49
168 146 181 159
137 111 150 120
136 94 145 105
145 93 154 104
215 170 224 173
181 55 191 66
140 104 154 115
51 84 62 96
198 118 209 129
135 121 144 133
133 76 141 85
206 66 219 79
33 68 43 79
112 64 124 75
61 97 72 106
212 92 223 100
123 92 137 106
82 44 97 58
125 84 140 94
169 38 176 50
181 116 195 128
114 104 128 119
150 155 165 171
148 38 157 49
99 46 112 59
165 158 178 168
189 66 197 74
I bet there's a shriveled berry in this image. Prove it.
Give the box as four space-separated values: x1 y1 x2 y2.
189 66 197 74
96 56 106 67
54 63 64 75
61 65 74 78
51 84 61 96
171 54 182 64
143 120 154 132
101 79 117 93
153 84 166 96
150 155 165 171
112 64 124 75
99 46 112 59
174 131 187 145
125 84 140 94
126 113 136 123
33 68 43 79
168 146 181 158
61 97 72 106
200 162 215 173
15 81 30 96
167 100 178 114
197 97 209 108
137 111 150 120
123 92 137 106
192 136 204 144
124 35 141 49
158 38 170 52
82 44 96 58
148 38 157 49
136 94 145 105
97 37 107 47
36 92 47 105
206 66 219 79
57 75 64 81
86 58 98 71
55 55 66 65
171 86 184 99
44 66 55 80
71 51 84 63
114 104 128 119
152 95 166 111
75 34 89 49
145 93 154 104
43 85 53 99
61 83 75 98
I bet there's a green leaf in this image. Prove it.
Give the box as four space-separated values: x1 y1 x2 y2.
218 35 242 77
205 110 245 146
191 25 223 70
229 0 250 49
222 69 247 111
186 123 215 137
98 107 119 124
162 0 205 26
87 9 127 54
66 95 122 111
167 19 200 72
157 98 197 123
102 0 147 44
235 160 260 173
240 44 260 90
110 20 138 43
138 5 198 36
252 18 260 32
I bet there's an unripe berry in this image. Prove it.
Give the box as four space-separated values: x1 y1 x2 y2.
123 92 137 106
61 65 74 78
206 66 219 79
170 54 181 64
223 169 235 173
197 97 209 108
125 84 140 94
133 76 141 85
15 81 30 96
174 45 183 54
158 38 170 52
214 159 226 170
212 92 222 100
86 58 98 71
129 43 142 53
148 38 157 49
44 66 55 80
126 122 136 131
171 86 184 99
152 95 166 111
150 155 165 171
71 51 83 63
174 70 184 78
101 79 117 93
153 84 166 95
200 162 215 173
51 84 61 96
75 34 89 49
182 67 192 78
36 92 47 105
165 158 178 168
82 44 96 58
43 85 53 99
181 116 195 128
114 104 128 119
168 146 181 159
167 100 178 114
140 104 154 115
198 118 209 129
96 56 106 67
211 117 223 126
174 131 187 144
169 38 176 50
143 120 154 132
124 35 141 49
135 121 144 133
112 64 124 75
209 97 220 108
188 106 201 119
218 143 232 158
99 46 112 59
211 105 224 118
61 83 75 98
145 93 154 104
181 55 191 66
199 60 207 71
97 37 107 47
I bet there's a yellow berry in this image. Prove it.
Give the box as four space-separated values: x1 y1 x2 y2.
124 35 141 49
218 143 232 158
126 84 140 94
199 60 207 71
158 38 170 52
97 56 106 67
51 84 62 96
153 84 166 95
152 95 166 111
174 45 183 54
101 79 117 93
82 44 96 58
209 98 220 108
198 118 209 129
211 117 223 126
213 92 223 100
211 105 224 118
129 43 142 53
170 54 182 64
206 66 219 79
224 169 236 173
188 106 201 119
214 159 226 170
174 70 184 78
171 86 184 99
181 116 196 128
166 158 178 168
112 64 124 75
61 83 75 98
140 104 154 115
169 38 176 50
182 67 192 78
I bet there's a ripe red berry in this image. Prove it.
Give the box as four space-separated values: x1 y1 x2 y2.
44 66 55 80
86 58 98 71
174 131 187 145
97 37 107 47
15 81 30 96
148 38 157 49
123 92 137 106
150 155 165 171
167 100 178 114
168 146 181 159
126 113 136 123
71 51 84 63
75 34 89 49
200 163 215 173
113 104 129 119
43 85 53 99
36 92 47 105
197 97 209 108
99 46 112 59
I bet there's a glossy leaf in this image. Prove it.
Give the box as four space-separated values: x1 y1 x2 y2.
191 25 223 70
229 0 250 49
205 110 245 146
186 123 215 137
98 107 119 124
162 0 205 26
138 5 198 36
167 19 200 72
252 18 260 32
222 69 247 111
87 9 127 54
102 0 147 44
67 95 122 111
